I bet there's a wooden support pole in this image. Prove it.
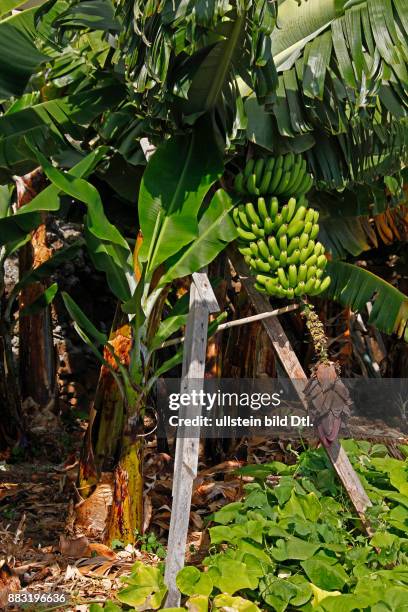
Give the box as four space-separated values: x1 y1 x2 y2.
228 248 372 521
164 270 219 607
159 303 300 349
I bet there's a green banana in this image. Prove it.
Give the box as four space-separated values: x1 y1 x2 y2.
265 157 276 173
295 171 311 196
291 205 307 223
269 197 279 218
304 278 316 293
259 170 272 193
299 173 313 195
257 239 270 259
251 223 264 238
277 267 289 289
231 153 329 302
294 281 306 296
286 197 297 223
268 167 283 193
264 217 274 234
287 236 300 255
311 279 322 295
234 173 245 193
268 256 279 270
281 204 289 223
238 207 251 229
279 234 288 252
243 158 255 177
246 202 261 226
298 232 309 250
254 282 268 294
279 251 288 267
285 157 303 193
304 221 313 235
314 242 323 256
254 158 265 182
250 242 259 256
276 223 288 239
288 264 297 287
238 246 252 257
237 227 256 241
319 275 331 293
283 152 294 171
272 213 284 232
305 253 317 267
300 242 315 264
255 258 271 273
246 174 259 195
257 197 269 221
287 249 301 265
297 264 307 283
268 236 280 259
287 220 305 239
290 160 307 194
310 224 319 240
275 170 292 195
307 265 317 280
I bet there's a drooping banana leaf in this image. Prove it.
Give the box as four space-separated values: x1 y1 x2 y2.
159 188 238 286
0 79 126 174
0 8 49 98
0 147 106 246
325 260 408 341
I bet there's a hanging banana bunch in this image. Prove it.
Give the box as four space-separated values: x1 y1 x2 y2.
234 153 313 198
232 154 331 299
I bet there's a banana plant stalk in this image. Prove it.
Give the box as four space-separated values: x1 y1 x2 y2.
15 168 55 406
64 119 236 545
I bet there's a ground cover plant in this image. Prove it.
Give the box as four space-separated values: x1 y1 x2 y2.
89 441 408 612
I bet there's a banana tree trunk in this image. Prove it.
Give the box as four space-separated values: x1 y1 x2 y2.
0 310 23 449
77 310 144 544
16 168 55 406
77 234 145 545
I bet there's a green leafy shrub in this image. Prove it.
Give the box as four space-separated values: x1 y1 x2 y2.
91 441 408 611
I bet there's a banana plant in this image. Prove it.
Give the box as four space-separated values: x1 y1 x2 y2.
0 179 85 450
57 118 237 543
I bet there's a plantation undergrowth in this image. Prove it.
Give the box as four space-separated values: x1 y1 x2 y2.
91 441 408 612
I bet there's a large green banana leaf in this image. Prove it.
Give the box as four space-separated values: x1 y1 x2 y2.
0 80 126 174
0 148 106 246
159 188 238 286
325 260 408 341
138 117 224 275
0 8 48 98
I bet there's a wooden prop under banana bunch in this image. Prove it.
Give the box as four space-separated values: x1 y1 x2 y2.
232 153 331 299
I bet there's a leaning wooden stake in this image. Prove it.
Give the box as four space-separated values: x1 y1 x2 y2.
228 248 372 521
164 270 219 607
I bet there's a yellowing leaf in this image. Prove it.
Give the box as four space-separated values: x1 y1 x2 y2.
310 583 341 608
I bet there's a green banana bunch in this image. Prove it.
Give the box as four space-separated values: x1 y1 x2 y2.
234 153 314 199
234 194 331 299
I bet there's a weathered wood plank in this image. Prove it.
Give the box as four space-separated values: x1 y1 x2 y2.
192 271 220 314
228 248 372 520
164 270 218 607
